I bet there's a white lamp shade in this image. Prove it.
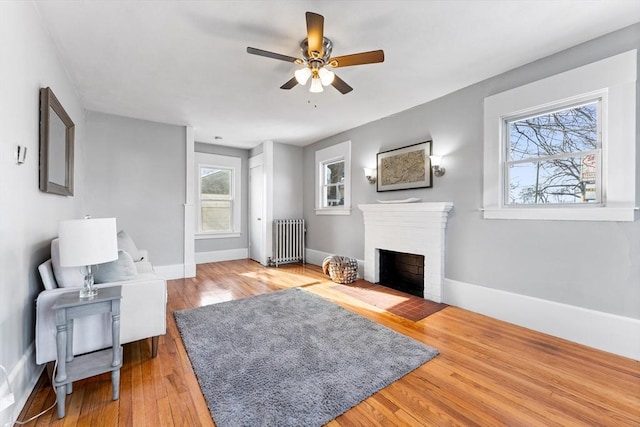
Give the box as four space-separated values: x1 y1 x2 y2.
294 68 312 85
429 155 443 166
58 218 118 267
318 67 335 86
309 77 324 93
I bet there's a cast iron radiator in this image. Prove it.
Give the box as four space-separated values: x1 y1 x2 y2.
271 219 306 267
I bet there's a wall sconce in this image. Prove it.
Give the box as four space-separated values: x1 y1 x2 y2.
363 167 377 184
429 155 446 177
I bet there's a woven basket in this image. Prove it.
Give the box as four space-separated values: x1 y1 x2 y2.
322 256 358 284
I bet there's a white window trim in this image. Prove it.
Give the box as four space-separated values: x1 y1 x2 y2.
195 152 242 238
483 49 637 221
315 141 351 215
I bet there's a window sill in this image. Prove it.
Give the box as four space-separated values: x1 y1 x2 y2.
315 208 351 216
195 232 241 240
482 206 638 222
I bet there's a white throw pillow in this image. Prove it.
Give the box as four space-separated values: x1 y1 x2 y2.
94 250 138 284
50 238 85 288
117 230 143 262
38 260 57 290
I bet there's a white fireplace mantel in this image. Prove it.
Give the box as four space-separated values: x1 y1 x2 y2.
358 202 453 302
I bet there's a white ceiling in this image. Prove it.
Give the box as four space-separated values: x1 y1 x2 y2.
34 1 639 149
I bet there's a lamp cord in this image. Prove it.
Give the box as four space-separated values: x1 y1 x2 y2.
2 362 57 427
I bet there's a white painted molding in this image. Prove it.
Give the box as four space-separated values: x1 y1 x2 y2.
483 50 637 221
249 153 267 266
194 153 242 234
184 127 195 279
444 278 640 360
315 141 352 214
154 264 187 280
305 248 328 267
264 141 274 262
195 248 249 265
359 202 453 303
1 344 44 425
305 248 364 278
184 263 196 278
248 153 264 169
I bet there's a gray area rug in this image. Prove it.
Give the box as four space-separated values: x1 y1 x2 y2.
174 288 439 427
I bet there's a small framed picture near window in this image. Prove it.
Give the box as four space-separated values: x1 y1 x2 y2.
377 141 432 192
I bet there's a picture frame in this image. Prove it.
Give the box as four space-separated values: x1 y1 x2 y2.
376 141 432 192
39 87 75 196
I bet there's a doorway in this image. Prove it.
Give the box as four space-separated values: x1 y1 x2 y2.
249 155 266 265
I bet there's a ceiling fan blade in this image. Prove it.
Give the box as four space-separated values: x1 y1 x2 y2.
330 50 385 67
280 77 298 90
331 74 353 94
247 47 300 63
306 12 324 56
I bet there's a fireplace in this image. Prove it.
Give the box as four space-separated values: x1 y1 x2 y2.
379 250 425 297
358 202 453 302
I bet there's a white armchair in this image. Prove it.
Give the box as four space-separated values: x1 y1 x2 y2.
35 234 167 365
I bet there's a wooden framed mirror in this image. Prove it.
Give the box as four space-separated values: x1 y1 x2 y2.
39 87 75 196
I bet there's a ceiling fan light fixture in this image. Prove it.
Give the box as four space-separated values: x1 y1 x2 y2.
318 67 335 86
309 77 324 93
246 12 384 95
294 68 312 85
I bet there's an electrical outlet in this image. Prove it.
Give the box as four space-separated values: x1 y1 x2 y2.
0 393 14 413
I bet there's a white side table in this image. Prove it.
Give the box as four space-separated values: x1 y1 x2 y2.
52 286 122 419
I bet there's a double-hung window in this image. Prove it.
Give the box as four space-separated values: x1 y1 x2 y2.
199 166 232 232
195 152 241 237
322 159 345 207
315 141 351 215
483 49 637 221
505 100 601 205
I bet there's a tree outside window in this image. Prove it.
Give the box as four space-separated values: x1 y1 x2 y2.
315 140 351 215
322 160 345 207
506 101 600 205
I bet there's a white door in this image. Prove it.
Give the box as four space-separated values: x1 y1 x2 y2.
249 162 266 265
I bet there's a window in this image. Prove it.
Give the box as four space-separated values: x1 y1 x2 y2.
505 100 601 205
483 49 637 221
199 166 232 232
196 153 241 237
315 141 351 215
322 159 345 207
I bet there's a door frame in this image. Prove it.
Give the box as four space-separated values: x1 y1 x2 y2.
249 153 267 265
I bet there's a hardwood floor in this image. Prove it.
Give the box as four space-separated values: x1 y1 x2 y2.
18 260 640 426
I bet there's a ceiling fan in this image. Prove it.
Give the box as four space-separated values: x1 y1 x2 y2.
246 11 384 94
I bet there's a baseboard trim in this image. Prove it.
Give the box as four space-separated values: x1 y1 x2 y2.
195 248 248 265
184 263 196 278
305 248 364 278
154 264 186 280
444 278 640 360
0 344 44 425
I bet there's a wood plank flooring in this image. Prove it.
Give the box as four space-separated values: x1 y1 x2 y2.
18 260 640 426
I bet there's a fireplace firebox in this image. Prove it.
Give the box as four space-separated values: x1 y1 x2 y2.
378 250 425 297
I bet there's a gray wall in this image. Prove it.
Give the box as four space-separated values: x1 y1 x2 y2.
272 142 303 220
84 112 185 266
249 144 263 157
194 142 249 253
0 2 85 419
303 24 640 319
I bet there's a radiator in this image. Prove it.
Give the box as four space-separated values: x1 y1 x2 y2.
271 219 305 267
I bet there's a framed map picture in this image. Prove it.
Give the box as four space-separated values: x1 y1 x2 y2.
376 141 432 192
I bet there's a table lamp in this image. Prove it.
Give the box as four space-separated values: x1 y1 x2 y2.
58 217 118 298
